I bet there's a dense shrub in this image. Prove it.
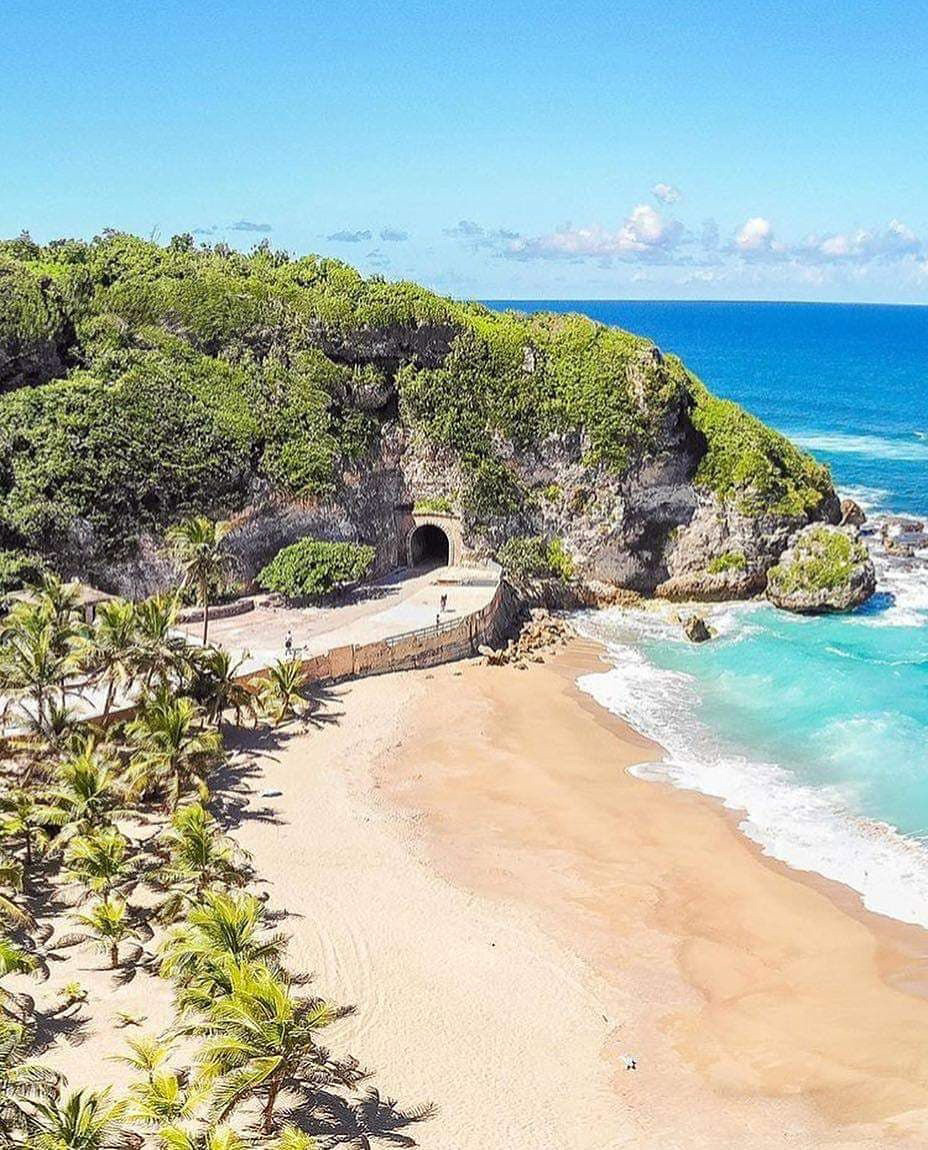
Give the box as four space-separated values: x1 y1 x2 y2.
767 528 866 593
707 550 747 574
497 535 574 582
257 539 375 600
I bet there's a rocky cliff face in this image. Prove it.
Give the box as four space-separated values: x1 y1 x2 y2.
0 234 849 605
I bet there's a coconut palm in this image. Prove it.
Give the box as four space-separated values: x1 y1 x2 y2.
64 897 138 969
24 1087 127 1150
159 891 287 1009
259 658 310 725
190 962 354 1134
131 594 185 691
166 516 233 646
63 829 134 899
0 789 51 871
184 648 256 729
153 804 250 919
115 1035 206 1127
126 690 222 811
0 1019 62 1140
77 599 138 722
43 741 122 835
0 603 75 737
0 856 33 929
158 1125 246 1150
0 936 40 1024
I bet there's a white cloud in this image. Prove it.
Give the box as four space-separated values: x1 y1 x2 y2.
506 204 684 262
735 216 776 254
652 182 681 205
798 219 922 264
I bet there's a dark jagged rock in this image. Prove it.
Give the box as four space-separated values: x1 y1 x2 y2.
840 498 866 527
683 615 712 642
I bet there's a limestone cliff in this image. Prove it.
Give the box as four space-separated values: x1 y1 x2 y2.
0 233 843 603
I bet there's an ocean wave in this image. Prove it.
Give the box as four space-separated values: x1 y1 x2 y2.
790 430 928 462
573 616 928 928
838 483 891 513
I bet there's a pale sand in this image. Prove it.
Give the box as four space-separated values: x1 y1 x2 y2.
39 638 928 1147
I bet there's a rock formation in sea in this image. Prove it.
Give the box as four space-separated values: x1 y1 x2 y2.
765 524 876 613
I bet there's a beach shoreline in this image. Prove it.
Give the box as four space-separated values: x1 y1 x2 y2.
35 638 928 1147
234 638 928 1147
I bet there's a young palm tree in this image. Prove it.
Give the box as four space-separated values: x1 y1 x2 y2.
0 936 40 1024
0 789 51 871
0 602 75 736
166 516 233 647
159 891 287 1007
191 962 353 1134
24 1087 127 1150
259 658 310 726
64 897 138 969
63 829 134 899
153 804 250 919
184 648 256 729
158 1125 245 1150
0 1019 62 1141
131 594 185 691
77 598 138 722
126 690 222 811
115 1035 206 1127
0 856 34 929
42 742 122 836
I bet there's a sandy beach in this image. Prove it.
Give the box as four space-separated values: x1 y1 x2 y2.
39 637 928 1148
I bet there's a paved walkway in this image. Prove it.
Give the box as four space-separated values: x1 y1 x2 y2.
178 564 499 673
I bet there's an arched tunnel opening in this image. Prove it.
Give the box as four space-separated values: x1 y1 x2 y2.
409 523 450 567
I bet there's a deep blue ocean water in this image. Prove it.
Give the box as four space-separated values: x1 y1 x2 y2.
490 301 928 925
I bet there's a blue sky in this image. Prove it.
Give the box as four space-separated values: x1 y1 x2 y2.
4 0 927 302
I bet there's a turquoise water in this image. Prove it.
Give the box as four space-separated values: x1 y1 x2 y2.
491 301 928 924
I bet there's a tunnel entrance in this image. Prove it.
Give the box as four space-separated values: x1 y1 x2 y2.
409 523 450 567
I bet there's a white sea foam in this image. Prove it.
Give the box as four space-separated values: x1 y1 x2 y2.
573 605 928 928
838 483 891 513
791 430 928 462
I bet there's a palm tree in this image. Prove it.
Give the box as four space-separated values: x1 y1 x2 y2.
0 936 40 1024
153 804 250 919
24 1087 127 1150
63 829 134 899
0 856 34 929
0 789 50 871
77 599 138 722
166 516 233 646
0 603 75 736
42 742 122 836
115 1035 206 1127
158 1125 245 1150
126 689 222 811
184 648 256 729
190 963 353 1134
259 658 310 725
64 897 138 969
0 1019 62 1141
131 594 185 691
159 891 288 1008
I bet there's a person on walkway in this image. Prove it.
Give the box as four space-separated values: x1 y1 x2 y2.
284 629 293 656
440 593 448 612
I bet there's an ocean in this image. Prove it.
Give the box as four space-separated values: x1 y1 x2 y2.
491 300 928 926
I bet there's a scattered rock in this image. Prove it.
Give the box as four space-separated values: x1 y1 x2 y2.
479 610 574 666
261 788 283 798
683 615 712 642
766 524 876 614
839 498 866 527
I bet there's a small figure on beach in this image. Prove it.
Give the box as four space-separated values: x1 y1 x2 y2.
284 629 293 655
440 593 448 612
622 1055 637 1071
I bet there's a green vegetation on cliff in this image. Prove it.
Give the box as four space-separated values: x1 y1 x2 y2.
767 527 868 594
0 231 833 582
257 539 375 601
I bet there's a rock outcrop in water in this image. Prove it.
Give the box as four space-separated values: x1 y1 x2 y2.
0 232 850 606
766 524 876 613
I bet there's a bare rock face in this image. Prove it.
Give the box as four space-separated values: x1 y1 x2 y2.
766 524 876 614
683 615 712 642
840 498 866 527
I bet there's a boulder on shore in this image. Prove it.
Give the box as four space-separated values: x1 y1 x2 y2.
766 524 875 614
839 498 866 527
683 615 712 642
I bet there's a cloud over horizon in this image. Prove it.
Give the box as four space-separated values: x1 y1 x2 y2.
326 228 372 242
230 219 272 233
